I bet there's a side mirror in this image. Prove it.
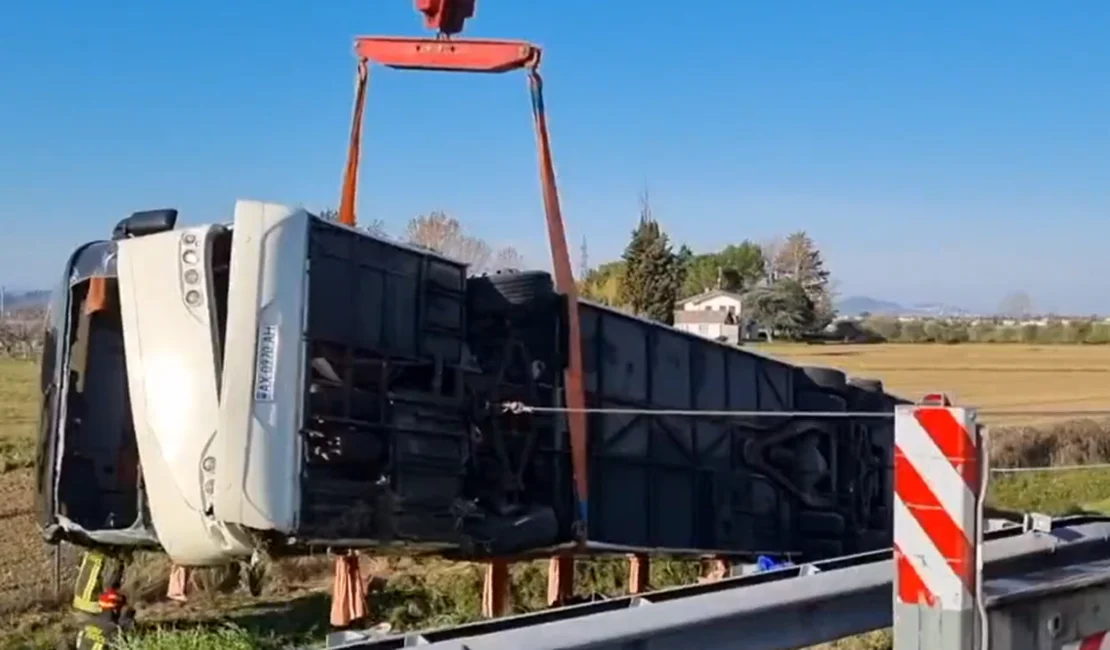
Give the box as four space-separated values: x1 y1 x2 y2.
112 209 179 240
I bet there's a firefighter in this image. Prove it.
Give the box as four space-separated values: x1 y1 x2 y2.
74 587 135 649
71 550 125 618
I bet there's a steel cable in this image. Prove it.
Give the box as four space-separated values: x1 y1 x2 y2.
501 401 1110 420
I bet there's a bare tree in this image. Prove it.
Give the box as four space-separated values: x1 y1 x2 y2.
494 246 525 270
361 219 389 238
317 207 387 238
759 236 785 283
0 305 45 358
0 321 13 357
768 231 834 328
772 232 830 294
578 236 589 279
997 291 1035 318
638 187 653 223
404 211 497 271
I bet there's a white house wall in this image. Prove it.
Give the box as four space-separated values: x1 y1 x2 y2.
683 295 742 313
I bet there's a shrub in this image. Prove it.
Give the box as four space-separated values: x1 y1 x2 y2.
849 319 1110 345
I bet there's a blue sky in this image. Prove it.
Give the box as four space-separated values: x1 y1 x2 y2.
2 1 1107 313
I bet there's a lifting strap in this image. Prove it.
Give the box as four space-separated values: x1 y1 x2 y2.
84 277 110 316
525 67 590 527
333 46 592 534
338 60 369 227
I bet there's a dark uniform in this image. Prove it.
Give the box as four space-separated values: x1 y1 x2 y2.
72 550 125 616
72 550 132 650
74 588 134 650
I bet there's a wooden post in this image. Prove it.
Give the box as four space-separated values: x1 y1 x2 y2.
546 554 575 606
482 560 510 618
627 553 650 594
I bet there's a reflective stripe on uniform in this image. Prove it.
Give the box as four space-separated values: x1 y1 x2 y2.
75 623 108 650
73 552 106 614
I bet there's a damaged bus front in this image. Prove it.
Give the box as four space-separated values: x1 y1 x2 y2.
34 209 253 565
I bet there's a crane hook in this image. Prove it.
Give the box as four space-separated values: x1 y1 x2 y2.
415 0 475 37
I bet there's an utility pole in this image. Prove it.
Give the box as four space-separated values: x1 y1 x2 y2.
578 236 589 280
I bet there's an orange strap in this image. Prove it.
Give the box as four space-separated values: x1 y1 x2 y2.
84 277 109 316
333 50 590 531
527 67 590 528
338 60 370 227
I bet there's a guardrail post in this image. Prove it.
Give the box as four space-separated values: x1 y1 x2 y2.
627 554 650 594
893 394 982 650
547 554 575 605
482 560 510 618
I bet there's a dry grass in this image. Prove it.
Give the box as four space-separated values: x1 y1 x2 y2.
3 345 1110 648
757 343 1110 425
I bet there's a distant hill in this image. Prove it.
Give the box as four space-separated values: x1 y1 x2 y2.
836 296 904 316
909 301 972 318
1 288 981 319
1 289 50 312
836 296 970 317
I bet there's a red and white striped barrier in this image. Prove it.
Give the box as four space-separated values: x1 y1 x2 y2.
893 396 982 612
1064 632 1110 650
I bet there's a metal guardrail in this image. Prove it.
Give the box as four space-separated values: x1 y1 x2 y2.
320 517 1110 650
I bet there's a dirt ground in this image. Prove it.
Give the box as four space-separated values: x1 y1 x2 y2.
0 469 73 610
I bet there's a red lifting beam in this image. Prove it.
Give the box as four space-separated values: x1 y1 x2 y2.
336 1 592 539
355 36 538 73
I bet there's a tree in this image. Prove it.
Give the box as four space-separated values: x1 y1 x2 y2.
681 253 722 296
760 236 785 282
619 194 683 324
677 241 764 298
715 241 765 290
580 260 627 307
742 279 816 340
404 211 521 273
317 207 387 238
578 236 590 280
863 315 900 341
494 246 526 270
405 211 489 267
997 292 1034 318
772 231 835 328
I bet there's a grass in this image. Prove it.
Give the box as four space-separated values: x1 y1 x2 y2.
115 625 266 650
0 358 37 471
3 345 1110 649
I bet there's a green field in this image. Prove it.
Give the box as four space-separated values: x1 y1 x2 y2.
0 359 37 472
2 347 1110 649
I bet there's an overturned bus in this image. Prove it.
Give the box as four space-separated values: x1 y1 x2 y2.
35 199 904 567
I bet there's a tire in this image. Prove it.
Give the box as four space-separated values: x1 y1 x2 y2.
799 366 848 392
803 539 845 560
856 530 892 552
797 510 846 537
848 377 884 393
468 269 556 315
847 377 886 411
